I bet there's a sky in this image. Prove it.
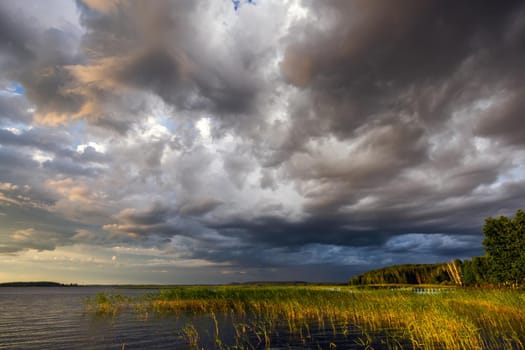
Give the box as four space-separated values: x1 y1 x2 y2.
1 0 525 284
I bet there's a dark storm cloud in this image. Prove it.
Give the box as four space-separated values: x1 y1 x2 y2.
104 202 223 243
475 88 525 146
0 146 39 177
0 94 32 124
211 216 392 248
2 0 525 282
0 127 107 177
278 0 525 152
0 122 110 234
67 0 264 133
0 228 59 253
179 198 223 216
0 2 85 125
42 158 101 177
0 203 93 253
0 146 60 208
116 204 173 226
0 173 96 254
0 126 108 163
76 145 108 163
282 0 525 89
383 234 483 258
230 0 525 262
206 196 496 256
103 204 182 240
0 4 34 62
0 1 148 132
5 0 268 131
0 128 72 154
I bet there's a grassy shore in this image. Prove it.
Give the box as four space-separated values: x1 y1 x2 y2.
87 285 525 349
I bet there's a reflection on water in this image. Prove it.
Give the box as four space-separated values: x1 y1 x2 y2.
0 287 185 350
0 287 428 349
170 312 411 350
0 287 409 349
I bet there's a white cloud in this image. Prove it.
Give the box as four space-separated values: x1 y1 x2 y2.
195 117 211 141
76 141 105 154
32 150 53 164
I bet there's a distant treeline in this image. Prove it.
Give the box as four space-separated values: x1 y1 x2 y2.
350 209 525 287
349 263 460 285
0 282 77 287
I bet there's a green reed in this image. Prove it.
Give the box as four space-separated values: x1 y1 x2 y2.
87 286 525 349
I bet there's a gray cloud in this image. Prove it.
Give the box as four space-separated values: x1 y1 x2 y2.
0 127 72 154
475 88 525 146
1 0 525 283
179 198 223 216
62 0 271 134
0 2 84 124
0 94 32 124
0 127 107 178
274 0 525 175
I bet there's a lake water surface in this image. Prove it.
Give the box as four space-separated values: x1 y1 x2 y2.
0 287 402 349
0 287 188 349
1 287 445 349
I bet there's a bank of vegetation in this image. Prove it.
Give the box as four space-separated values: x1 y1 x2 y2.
350 209 525 287
89 286 525 349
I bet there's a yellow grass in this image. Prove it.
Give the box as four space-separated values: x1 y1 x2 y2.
87 286 525 349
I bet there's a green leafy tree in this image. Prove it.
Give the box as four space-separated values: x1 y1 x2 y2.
461 256 490 286
482 209 525 286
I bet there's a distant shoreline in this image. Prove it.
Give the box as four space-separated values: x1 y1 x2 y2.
0 282 79 287
0 281 349 288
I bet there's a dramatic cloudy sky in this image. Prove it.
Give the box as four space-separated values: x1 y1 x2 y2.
1 0 525 284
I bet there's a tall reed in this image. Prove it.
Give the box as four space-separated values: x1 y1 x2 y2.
88 286 525 349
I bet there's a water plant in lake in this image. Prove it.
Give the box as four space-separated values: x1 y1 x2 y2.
88 286 525 349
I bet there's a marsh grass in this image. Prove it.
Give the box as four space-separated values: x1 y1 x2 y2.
88 292 131 317
87 286 525 349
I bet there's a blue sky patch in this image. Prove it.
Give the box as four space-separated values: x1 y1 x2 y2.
232 0 255 12
8 82 26 95
158 116 177 132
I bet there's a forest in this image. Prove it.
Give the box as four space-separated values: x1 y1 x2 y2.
350 209 525 287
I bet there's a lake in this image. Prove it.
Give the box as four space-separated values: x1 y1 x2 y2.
0 286 402 349
2 286 523 349
0 287 188 350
